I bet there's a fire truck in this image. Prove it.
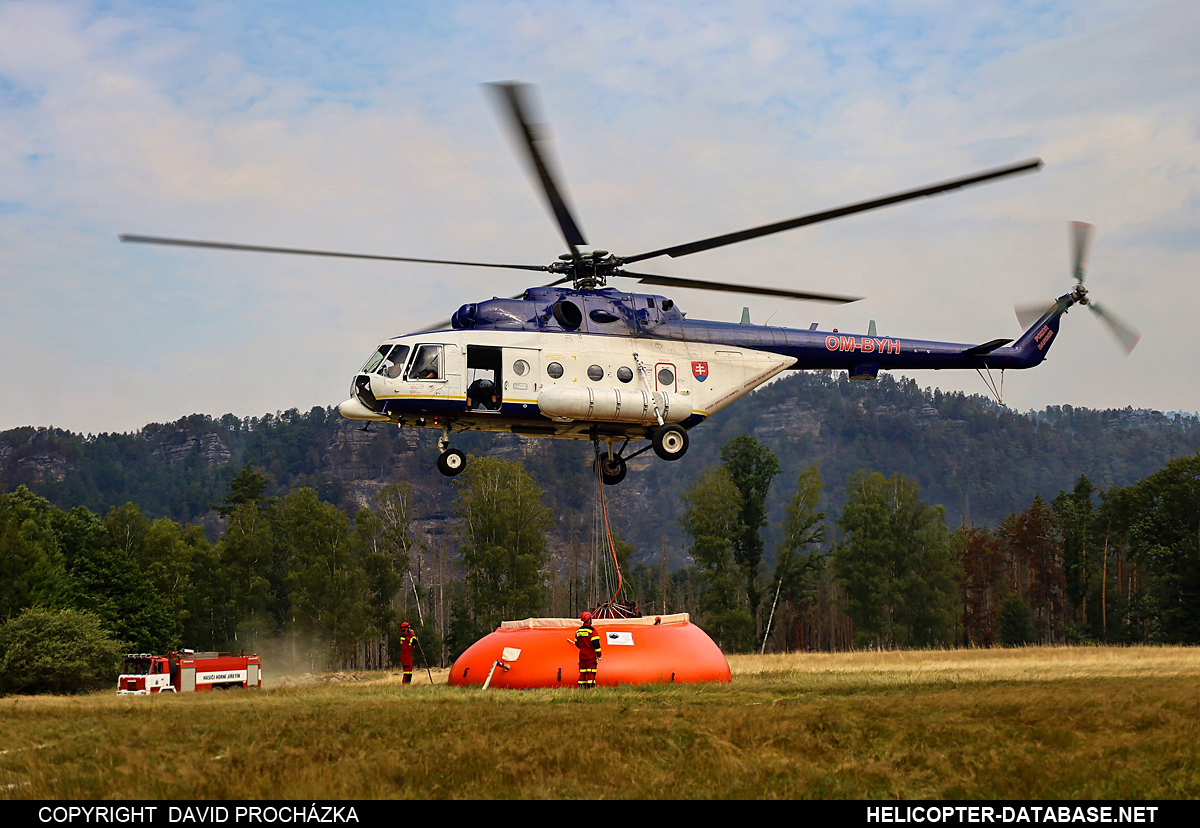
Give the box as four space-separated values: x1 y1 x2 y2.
117 650 262 694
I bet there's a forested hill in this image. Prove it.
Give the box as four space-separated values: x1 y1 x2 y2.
3 372 1199 561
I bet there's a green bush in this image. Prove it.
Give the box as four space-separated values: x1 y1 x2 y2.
0 608 126 694
706 608 756 653
997 595 1037 646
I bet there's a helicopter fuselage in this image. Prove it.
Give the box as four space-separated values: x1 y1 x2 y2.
340 287 1073 445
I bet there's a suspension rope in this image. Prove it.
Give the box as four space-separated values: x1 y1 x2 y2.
593 448 624 605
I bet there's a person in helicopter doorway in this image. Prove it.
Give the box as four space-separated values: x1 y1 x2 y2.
466 377 500 411
398 622 419 685
573 611 602 689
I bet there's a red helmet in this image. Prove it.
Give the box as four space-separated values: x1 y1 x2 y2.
400 622 411 629
580 611 592 623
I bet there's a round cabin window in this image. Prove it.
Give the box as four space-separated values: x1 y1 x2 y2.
657 367 675 386
512 359 529 377
587 364 604 381
616 366 633 383
546 362 564 379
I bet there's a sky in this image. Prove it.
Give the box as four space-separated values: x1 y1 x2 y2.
1 0 1197 434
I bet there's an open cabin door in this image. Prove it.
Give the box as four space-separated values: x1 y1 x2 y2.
502 347 541 414
466 345 504 413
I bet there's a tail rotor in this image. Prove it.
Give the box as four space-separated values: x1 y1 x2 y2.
1070 220 1091 285
1013 222 1139 354
1088 301 1140 355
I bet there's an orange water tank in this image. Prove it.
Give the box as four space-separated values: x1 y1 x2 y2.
448 614 731 688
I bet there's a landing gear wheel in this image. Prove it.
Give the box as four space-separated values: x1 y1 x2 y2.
595 455 627 485
652 424 689 461
437 448 466 477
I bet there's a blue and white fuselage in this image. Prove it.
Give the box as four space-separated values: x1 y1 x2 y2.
339 286 1075 445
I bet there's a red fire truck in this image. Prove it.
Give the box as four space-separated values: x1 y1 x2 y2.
117 650 262 694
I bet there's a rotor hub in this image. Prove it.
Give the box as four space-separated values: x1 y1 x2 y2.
549 250 622 290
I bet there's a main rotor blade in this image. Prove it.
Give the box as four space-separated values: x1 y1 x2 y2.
622 159 1044 264
1088 302 1140 354
414 275 575 332
619 270 861 304
119 235 551 272
488 82 587 255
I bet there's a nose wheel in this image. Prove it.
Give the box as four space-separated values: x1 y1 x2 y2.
436 430 466 477
437 447 466 477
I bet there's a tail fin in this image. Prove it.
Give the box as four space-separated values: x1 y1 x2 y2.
1010 294 1072 366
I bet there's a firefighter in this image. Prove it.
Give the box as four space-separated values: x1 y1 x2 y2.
574 611 602 689
398 622 418 685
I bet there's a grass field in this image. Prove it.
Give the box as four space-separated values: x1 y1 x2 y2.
3 646 1200 799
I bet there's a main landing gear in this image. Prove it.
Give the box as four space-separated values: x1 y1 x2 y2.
436 431 466 477
595 453 627 485
592 423 689 486
651 424 689 462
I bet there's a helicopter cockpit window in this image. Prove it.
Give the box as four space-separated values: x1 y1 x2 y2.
377 344 410 379
406 345 444 381
361 345 389 374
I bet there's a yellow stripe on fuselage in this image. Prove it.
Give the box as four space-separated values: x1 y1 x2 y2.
374 394 538 404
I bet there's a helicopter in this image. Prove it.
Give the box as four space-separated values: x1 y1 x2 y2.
121 83 1138 485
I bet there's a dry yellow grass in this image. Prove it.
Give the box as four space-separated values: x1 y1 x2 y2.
728 645 1200 686
3 646 1199 800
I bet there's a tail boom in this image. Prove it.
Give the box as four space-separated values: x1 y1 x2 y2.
648 292 1076 373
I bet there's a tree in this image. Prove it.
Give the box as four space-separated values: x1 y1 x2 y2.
217 463 272 518
1122 452 1200 643
997 495 1065 643
0 486 71 620
183 540 235 650
276 488 370 665
456 456 552 634
1053 475 1096 625
49 503 176 652
766 463 827 651
834 470 959 648
444 581 476 661
141 517 207 645
217 501 276 650
680 466 754 650
719 436 782 620
354 483 417 666
997 594 1036 646
957 527 1006 646
0 608 126 694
